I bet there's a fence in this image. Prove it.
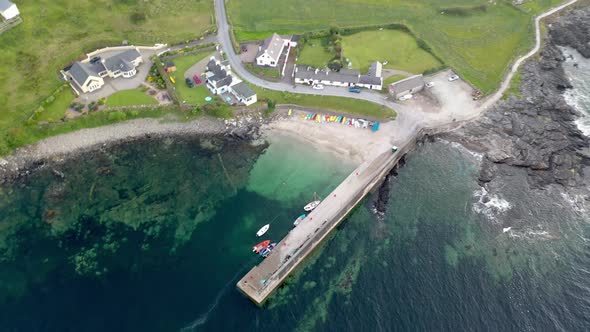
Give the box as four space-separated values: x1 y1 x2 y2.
0 16 22 34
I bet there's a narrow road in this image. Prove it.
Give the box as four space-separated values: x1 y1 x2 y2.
214 0 578 115
478 0 579 112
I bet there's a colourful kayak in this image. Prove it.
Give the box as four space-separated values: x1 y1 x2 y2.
253 240 271 253
293 214 306 227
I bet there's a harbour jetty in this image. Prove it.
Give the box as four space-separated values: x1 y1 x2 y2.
237 136 416 305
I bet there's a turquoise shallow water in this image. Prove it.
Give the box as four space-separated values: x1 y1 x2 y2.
0 134 589 331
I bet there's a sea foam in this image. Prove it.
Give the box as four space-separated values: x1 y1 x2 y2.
472 187 512 222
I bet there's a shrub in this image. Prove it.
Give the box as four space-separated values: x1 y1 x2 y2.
107 111 127 121
97 98 106 105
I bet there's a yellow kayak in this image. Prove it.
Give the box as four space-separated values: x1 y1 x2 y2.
288 109 292 116
170 76 176 84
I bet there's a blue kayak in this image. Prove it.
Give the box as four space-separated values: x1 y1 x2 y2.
372 121 380 132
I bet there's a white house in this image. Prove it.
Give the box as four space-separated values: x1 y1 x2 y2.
64 48 143 94
294 61 383 90
67 62 105 93
255 33 294 67
0 0 19 20
205 56 257 106
205 57 234 95
230 82 257 106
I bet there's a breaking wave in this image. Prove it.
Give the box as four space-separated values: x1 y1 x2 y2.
472 187 512 222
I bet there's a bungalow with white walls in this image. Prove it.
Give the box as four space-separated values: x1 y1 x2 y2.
206 56 258 106
255 33 296 67
294 61 383 90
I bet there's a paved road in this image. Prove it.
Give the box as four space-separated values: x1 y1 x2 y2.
213 0 408 113
478 0 579 112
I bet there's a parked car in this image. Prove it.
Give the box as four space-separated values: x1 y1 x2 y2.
399 94 413 101
448 74 459 81
348 86 361 93
425 82 435 88
193 75 202 85
185 77 194 88
90 56 101 64
312 84 324 90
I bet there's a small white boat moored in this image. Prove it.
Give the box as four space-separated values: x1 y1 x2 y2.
304 192 321 212
304 201 320 212
293 214 306 227
256 224 270 237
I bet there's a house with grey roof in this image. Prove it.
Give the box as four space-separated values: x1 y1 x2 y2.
205 57 234 95
230 82 257 106
67 62 105 93
256 33 294 67
0 0 19 21
205 56 258 105
356 62 383 90
63 47 143 94
388 74 425 99
293 61 383 90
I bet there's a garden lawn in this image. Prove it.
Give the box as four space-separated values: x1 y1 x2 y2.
298 38 334 68
106 89 157 107
251 86 395 119
35 88 76 122
342 30 441 74
171 52 214 105
0 0 214 154
228 0 564 94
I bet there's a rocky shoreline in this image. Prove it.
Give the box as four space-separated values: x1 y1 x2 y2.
0 112 273 184
441 6 590 191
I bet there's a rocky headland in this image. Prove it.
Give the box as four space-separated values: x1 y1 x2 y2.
442 5 590 191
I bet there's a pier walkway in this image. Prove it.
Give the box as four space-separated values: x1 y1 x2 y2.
237 140 413 304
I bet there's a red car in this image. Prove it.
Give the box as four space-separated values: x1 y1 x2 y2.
193 75 202 85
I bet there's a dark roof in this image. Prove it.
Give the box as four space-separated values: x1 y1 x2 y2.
206 59 233 88
358 75 382 86
68 62 99 85
389 74 424 92
256 33 285 61
367 62 382 77
103 49 141 72
294 65 359 84
165 61 175 67
231 82 256 98
0 0 14 12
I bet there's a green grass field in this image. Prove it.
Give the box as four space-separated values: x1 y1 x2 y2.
170 52 215 105
106 89 157 107
0 0 214 154
298 38 334 68
35 89 76 122
342 30 441 74
228 0 563 94
252 86 395 119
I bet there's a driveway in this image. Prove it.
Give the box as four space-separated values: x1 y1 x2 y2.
239 42 259 63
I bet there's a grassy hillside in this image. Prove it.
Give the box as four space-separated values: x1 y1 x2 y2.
228 0 563 93
342 30 441 74
0 0 213 154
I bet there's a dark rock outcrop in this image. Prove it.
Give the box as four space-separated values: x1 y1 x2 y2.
443 6 590 189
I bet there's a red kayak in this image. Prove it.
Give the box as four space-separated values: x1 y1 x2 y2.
252 240 271 253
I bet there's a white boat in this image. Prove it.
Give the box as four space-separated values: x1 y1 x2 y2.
293 214 306 227
304 192 321 211
256 224 270 237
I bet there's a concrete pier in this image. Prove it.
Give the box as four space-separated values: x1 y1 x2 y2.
237 140 414 305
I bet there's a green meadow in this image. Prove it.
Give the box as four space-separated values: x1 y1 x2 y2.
228 0 563 93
